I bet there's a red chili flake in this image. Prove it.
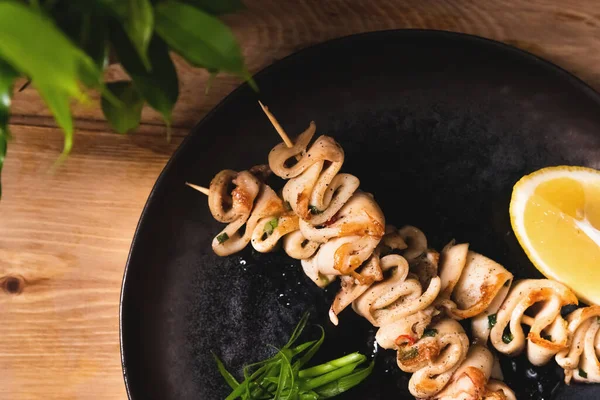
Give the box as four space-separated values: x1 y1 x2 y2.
324 213 340 226
395 334 417 347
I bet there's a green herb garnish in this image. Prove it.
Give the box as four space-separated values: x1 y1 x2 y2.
216 232 229 244
579 368 588 378
488 314 497 329
264 218 279 236
422 328 437 338
398 347 419 362
308 205 323 215
214 312 374 399
502 331 514 344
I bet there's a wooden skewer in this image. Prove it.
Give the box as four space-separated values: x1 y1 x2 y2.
258 100 295 148
185 182 210 196
188 102 297 197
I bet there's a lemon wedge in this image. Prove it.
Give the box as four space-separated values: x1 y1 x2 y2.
510 166 600 305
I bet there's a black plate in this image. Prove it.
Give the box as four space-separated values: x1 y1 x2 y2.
120 30 600 400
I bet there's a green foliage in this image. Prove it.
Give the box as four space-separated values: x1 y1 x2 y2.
0 0 253 199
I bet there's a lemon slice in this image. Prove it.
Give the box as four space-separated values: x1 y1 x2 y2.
510 166 600 305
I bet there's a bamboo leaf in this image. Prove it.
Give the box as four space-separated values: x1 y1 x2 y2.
111 28 178 125
154 1 245 74
0 58 19 199
101 81 144 134
182 0 245 15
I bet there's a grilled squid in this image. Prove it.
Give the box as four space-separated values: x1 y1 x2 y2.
487 279 578 366
395 318 470 399
207 168 317 257
352 254 441 327
300 193 385 285
555 305 600 383
433 344 515 400
436 242 513 322
268 122 360 225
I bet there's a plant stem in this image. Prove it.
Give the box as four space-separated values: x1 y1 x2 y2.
298 353 366 378
300 361 363 390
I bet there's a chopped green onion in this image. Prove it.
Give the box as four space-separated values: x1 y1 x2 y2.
398 347 418 361
264 218 279 236
579 368 588 378
422 328 437 338
217 232 229 244
488 314 497 329
308 205 322 215
502 331 514 344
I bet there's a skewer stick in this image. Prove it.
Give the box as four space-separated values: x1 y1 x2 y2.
258 101 294 148
185 182 210 196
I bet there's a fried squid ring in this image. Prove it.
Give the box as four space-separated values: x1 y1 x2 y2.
555 305 600 383
436 242 513 320
352 254 441 327
433 344 494 400
208 168 317 257
397 319 470 399
268 122 360 224
489 279 578 366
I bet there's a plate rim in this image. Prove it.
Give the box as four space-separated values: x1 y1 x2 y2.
118 28 600 399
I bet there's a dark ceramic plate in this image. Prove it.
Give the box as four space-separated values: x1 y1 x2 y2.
120 30 600 400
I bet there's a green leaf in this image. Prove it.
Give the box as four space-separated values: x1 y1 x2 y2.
182 0 245 15
36 83 74 158
111 29 179 125
101 0 154 69
0 2 101 98
124 0 154 70
49 4 108 69
154 1 245 74
101 81 144 134
0 58 18 199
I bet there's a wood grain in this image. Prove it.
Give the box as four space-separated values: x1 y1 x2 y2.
2 1 600 398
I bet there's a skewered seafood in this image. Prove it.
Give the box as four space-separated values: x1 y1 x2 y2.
556 305 600 383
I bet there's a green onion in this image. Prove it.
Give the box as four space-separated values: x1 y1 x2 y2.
488 314 497 329
217 232 229 244
422 328 437 338
579 368 588 378
214 312 374 399
502 331 514 344
398 347 418 362
264 218 279 236
308 205 322 215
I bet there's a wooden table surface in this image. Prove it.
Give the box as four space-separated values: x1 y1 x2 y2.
2 1 600 399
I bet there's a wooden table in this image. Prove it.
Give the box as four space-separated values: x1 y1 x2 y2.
1 1 600 398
